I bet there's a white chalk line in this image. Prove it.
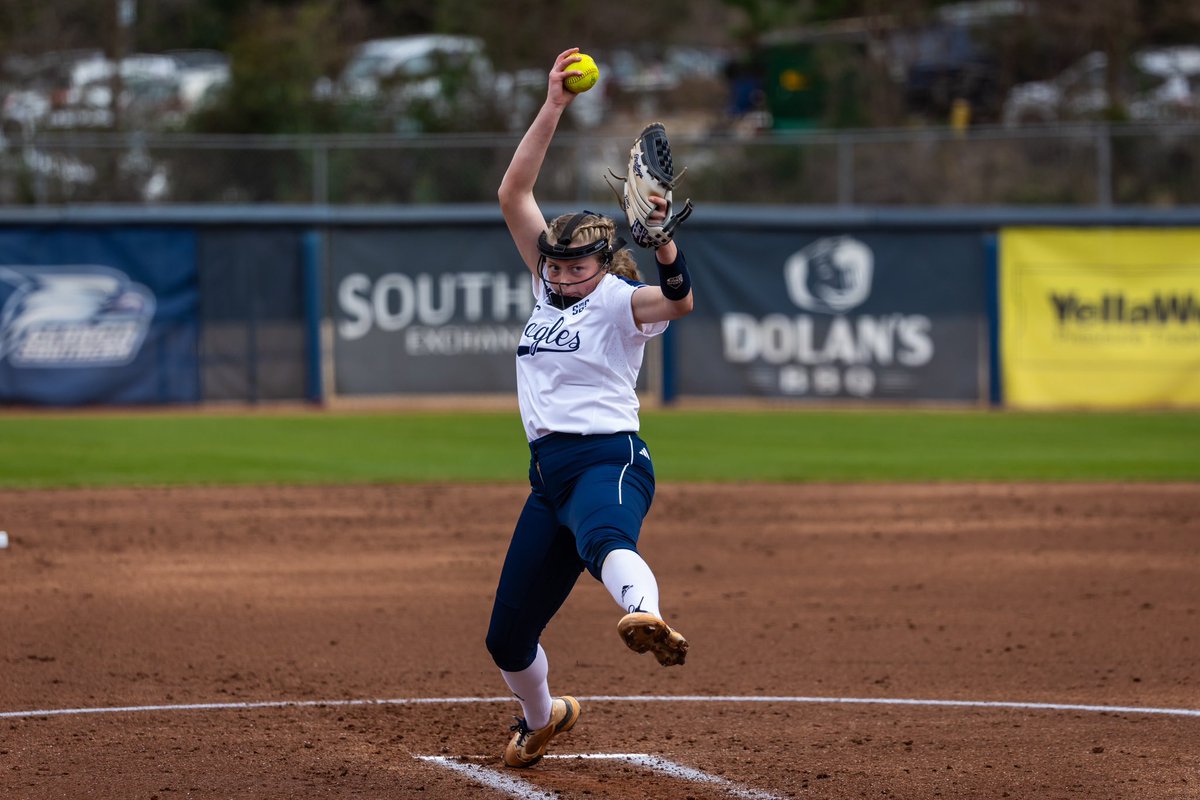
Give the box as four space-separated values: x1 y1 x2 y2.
3 694 1199 721
418 753 784 800
416 756 554 799
553 754 785 800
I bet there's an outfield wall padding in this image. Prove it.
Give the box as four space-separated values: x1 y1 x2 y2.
2 205 1199 408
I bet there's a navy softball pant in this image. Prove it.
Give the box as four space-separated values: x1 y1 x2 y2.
486 431 656 672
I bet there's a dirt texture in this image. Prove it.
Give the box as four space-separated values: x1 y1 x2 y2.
1 482 1198 799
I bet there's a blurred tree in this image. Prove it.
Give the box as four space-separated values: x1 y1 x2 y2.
358 0 436 33
134 0 237 51
5 0 1200 135
0 0 104 54
719 0 808 46
187 1 346 133
430 0 726 71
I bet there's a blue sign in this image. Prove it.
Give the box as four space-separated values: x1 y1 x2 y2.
676 229 987 401
0 227 199 405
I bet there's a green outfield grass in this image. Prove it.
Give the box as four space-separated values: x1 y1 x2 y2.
0 410 1197 488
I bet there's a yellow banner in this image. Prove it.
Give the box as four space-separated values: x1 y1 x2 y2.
1001 228 1200 408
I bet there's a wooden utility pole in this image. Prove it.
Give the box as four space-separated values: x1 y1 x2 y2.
112 0 136 130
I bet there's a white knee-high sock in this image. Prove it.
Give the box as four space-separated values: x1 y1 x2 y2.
500 644 552 729
601 548 662 619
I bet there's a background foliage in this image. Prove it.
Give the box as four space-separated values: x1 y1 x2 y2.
4 0 1200 135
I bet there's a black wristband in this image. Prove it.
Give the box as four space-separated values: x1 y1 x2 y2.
656 249 691 301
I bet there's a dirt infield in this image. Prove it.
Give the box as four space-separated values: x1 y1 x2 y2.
1 482 1197 799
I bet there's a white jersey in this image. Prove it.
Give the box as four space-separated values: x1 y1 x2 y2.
516 272 667 442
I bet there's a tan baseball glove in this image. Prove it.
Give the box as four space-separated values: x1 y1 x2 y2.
607 122 693 248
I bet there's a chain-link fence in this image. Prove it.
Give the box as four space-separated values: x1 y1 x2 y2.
3 122 1200 207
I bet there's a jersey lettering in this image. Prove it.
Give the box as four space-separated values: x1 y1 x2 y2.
515 274 666 441
520 316 581 355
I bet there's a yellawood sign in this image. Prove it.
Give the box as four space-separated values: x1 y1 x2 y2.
1001 228 1200 408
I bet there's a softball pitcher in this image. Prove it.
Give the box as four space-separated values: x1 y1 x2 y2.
486 47 696 768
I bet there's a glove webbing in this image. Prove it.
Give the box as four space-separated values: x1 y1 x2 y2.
640 122 688 188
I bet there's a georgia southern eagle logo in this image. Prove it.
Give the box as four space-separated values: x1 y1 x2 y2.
784 236 874 314
0 265 156 367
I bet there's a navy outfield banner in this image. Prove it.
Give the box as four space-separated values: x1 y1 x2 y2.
197 228 308 402
330 225 535 395
0 227 199 405
675 229 987 401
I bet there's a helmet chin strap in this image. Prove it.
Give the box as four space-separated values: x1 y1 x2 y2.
540 262 605 309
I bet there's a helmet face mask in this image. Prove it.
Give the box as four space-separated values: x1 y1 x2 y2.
542 256 604 306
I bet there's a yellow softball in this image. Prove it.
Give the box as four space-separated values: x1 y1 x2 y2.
564 53 599 94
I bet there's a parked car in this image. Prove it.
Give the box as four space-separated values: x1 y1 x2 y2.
1002 47 1200 126
316 35 500 131
51 54 182 129
165 49 231 112
1 49 110 136
329 35 491 100
1 88 49 138
1 50 210 133
320 35 606 133
494 66 605 130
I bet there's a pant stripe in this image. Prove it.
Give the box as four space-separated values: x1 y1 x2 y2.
617 435 634 505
